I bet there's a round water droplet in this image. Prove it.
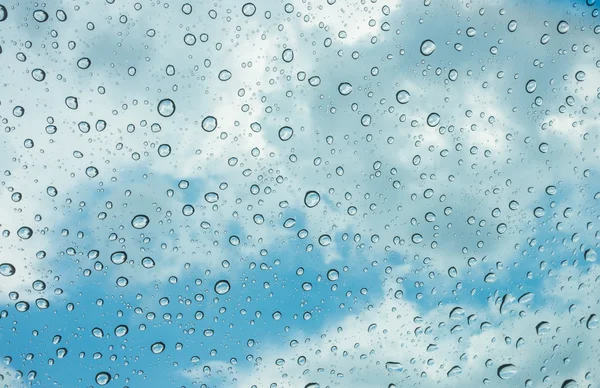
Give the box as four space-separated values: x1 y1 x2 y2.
525 79 537 93
205 192 219 203
304 191 321 207
86 166 99 178
278 126 293 141
33 10 48 22
77 57 91 69
0 263 16 277
151 341 165 354
131 215 149 229
584 248 597 262
141 257 155 269
157 144 171 157
17 226 33 239
308 76 321 86
561 380 578 388
508 20 518 32
95 372 111 386
110 251 128 265
32 68 46 82
214 280 231 295
282 48 294 62
65 96 78 110
182 205 195 216
338 82 353 95
327 269 339 281
427 113 440 127
318 234 332 246
533 207 545 218
15 301 30 312
396 90 411 104
361 114 371 126
575 71 585 82
242 3 256 16
557 20 569 34
420 39 436 56
114 325 129 337
497 364 518 380
202 116 217 132
218 70 232 81
157 98 175 117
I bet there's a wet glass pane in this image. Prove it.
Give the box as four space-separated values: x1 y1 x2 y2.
0 0 599 387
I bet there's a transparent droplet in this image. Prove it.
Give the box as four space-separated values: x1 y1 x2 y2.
95 372 111 386
110 251 128 265
0 263 16 277
218 70 232 81
157 98 176 117
447 365 462 377
525 79 537 93
17 226 33 240
214 280 231 295
508 20 518 32
77 57 91 69
32 68 46 81
65 96 78 110
86 166 99 178
33 9 48 22
202 116 218 132
385 362 403 372
427 113 440 127
158 144 171 157
131 215 149 229
396 90 411 104
420 39 436 56
304 191 321 207
282 48 294 62
114 325 129 337
557 20 569 34
242 3 256 17
584 248 597 262
278 126 294 141
338 82 353 95
536 321 551 335
151 341 165 354
497 364 518 380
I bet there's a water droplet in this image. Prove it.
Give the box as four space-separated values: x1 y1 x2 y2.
508 20 518 32
214 280 231 295
242 3 256 16
114 325 129 337
420 39 436 56
282 48 294 62
338 82 353 95
557 20 569 34
151 341 165 354
65 96 78 110
32 68 46 81
278 126 294 141
141 257 155 269
157 98 175 117
110 251 128 265
533 207 545 218
131 215 149 229
536 321 551 335
427 113 440 127
586 314 598 329
327 269 339 281
86 166 99 178
497 364 518 380
77 57 91 69
447 365 462 377
205 192 219 203
308 76 321 86
518 292 534 304
385 362 403 372
182 204 195 216
584 248 597 262
157 144 171 157
95 372 111 386
304 191 321 207
396 90 411 104
575 71 586 82
33 10 48 22
525 79 537 93
0 263 16 277
17 226 33 239
561 380 578 388
0 5 7 22
201 116 218 132
318 234 332 246
218 69 232 81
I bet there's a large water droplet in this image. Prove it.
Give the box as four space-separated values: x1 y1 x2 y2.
242 3 256 17
151 341 165 354
110 251 128 265
214 280 231 295
17 226 33 239
131 215 149 229
304 191 321 207
95 372 111 386
0 263 16 277
396 90 411 104
557 20 569 34
338 82 353 95
201 116 218 132
278 126 294 141
497 364 518 380
385 361 403 372
157 98 176 117
420 39 436 56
